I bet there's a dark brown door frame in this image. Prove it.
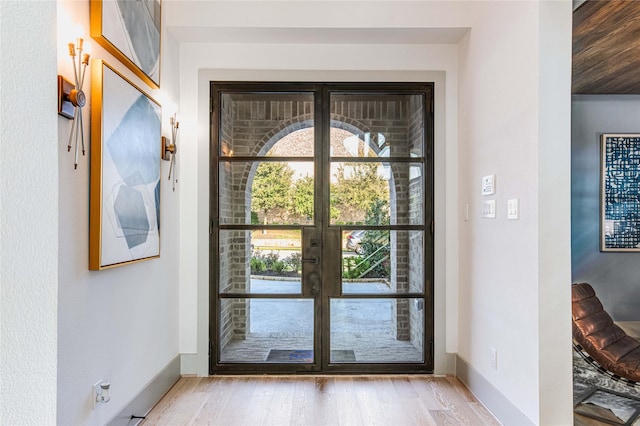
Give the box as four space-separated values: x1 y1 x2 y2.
209 82 434 374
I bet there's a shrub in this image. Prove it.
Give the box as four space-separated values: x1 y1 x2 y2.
273 260 286 274
360 234 390 278
262 252 280 270
342 256 371 279
250 257 266 273
283 252 302 273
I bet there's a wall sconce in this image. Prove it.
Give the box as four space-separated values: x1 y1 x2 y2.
58 36 90 169
162 113 179 191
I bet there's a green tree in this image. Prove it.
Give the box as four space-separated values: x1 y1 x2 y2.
251 162 294 223
365 199 390 226
332 163 389 222
292 175 314 219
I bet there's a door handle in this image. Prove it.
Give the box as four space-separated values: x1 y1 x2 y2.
301 257 318 264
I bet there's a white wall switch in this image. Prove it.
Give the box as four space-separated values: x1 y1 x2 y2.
481 199 496 218
464 203 469 221
481 174 496 195
507 198 519 220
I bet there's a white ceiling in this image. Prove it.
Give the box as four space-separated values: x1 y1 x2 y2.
163 1 470 45
167 26 469 44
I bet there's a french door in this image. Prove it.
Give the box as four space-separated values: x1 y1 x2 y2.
210 83 433 373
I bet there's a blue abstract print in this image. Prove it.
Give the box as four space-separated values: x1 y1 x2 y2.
603 135 640 249
95 62 162 268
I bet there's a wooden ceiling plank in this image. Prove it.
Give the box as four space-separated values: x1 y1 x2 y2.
573 0 640 94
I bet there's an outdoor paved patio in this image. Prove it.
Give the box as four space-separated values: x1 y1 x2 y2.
219 279 424 363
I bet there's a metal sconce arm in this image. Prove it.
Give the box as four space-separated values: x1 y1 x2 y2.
58 37 90 169
162 113 179 191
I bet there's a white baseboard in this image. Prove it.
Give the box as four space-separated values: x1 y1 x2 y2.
456 355 533 426
107 356 181 426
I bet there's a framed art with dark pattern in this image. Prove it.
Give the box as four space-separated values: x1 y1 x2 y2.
89 60 161 270
601 134 640 251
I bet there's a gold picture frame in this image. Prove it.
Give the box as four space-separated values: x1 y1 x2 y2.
90 60 162 270
90 0 161 89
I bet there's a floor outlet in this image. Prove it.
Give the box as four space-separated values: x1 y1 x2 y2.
490 347 498 370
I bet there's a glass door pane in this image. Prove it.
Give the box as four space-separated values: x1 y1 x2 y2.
330 298 424 363
327 90 429 366
328 93 424 158
330 162 424 226
219 229 303 295
219 298 314 363
341 230 424 294
219 161 314 226
212 84 433 372
213 89 318 369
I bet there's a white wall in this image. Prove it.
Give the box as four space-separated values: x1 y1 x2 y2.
0 2 58 424
537 2 573 422
457 1 572 423
457 2 539 419
166 1 573 424
56 2 181 424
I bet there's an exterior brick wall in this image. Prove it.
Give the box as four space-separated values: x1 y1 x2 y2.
219 96 237 349
408 97 426 351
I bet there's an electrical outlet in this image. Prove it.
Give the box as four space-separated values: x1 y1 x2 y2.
93 380 111 408
490 347 498 370
93 381 102 408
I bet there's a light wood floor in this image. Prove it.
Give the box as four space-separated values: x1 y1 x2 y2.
142 375 501 426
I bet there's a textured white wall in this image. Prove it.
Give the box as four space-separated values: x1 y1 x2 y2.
0 2 59 424
56 2 181 424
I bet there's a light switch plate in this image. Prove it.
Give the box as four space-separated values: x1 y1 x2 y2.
481 199 496 218
507 198 519 220
481 174 496 196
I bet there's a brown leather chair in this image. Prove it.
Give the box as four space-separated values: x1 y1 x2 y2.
572 282 640 383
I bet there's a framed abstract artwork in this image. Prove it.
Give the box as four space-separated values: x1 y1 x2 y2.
90 60 162 270
90 0 161 89
601 134 640 251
